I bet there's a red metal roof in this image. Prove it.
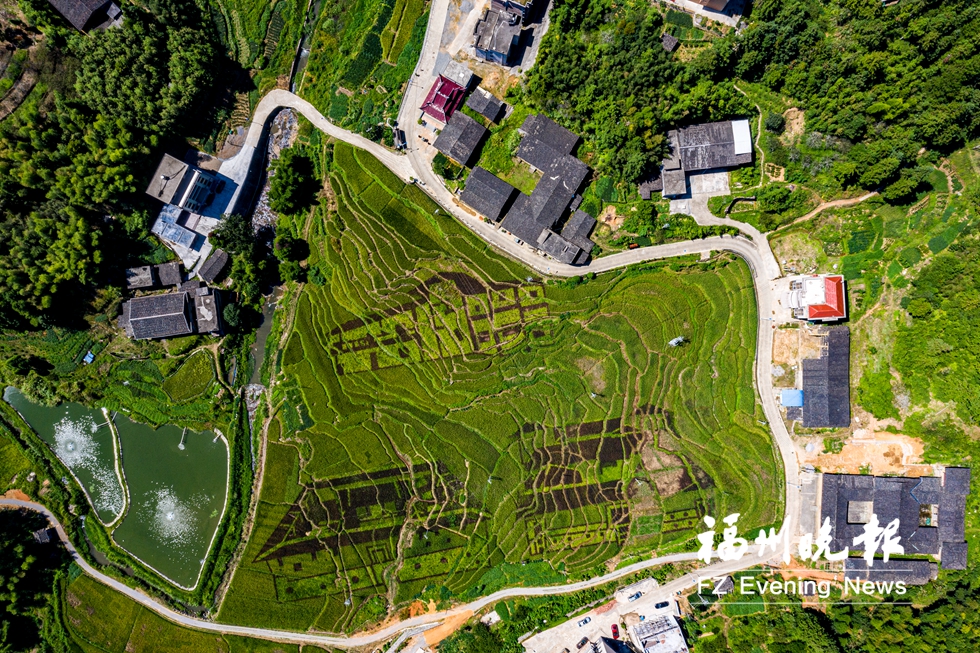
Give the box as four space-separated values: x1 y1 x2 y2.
807 275 846 320
421 75 465 122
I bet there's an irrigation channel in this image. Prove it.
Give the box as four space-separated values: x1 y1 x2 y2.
4 388 229 589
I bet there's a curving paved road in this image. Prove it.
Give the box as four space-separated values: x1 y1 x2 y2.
2 497 704 648
5 12 806 645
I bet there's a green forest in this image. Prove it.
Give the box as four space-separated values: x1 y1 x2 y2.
688 575 980 652
0 0 220 328
527 0 980 191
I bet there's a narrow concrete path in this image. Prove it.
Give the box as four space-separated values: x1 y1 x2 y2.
1 497 704 648
784 192 879 228
3 11 808 644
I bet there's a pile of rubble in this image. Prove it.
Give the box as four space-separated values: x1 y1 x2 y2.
251 108 299 233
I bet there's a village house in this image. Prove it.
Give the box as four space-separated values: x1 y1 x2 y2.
46 0 122 31
459 114 597 266
432 112 488 167
655 119 753 197
787 274 848 322
821 467 970 582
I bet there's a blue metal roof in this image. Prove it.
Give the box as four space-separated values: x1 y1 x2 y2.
781 389 804 407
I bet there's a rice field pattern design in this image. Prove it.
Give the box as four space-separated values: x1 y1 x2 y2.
218 145 780 634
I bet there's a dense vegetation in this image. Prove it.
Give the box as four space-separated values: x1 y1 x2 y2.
526 0 750 182
734 0 980 198
894 239 980 424
0 0 218 329
527 0 980 195
686 572 980 653
299 0 427 143
217 143 779 632
0 510 71 652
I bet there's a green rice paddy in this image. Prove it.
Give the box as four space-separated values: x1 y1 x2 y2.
217 144 781 632
63 574 317 653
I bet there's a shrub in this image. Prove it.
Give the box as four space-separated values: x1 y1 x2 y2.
764 113 786 134
270 149 318 214
223 303 242 330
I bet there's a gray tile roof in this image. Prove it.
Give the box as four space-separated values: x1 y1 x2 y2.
673 120 753 171
844 557 938 585
662 168 687 197
499 194 541 243
194 290 221 334
822 471 969 569
519 114 579 156
198 249 229 284
433 111 488 167
944 467 971 495
155 261 183 287
145 154 192 205
125 293 193 340
466 88 505 122
941 541 968 570
47 0 111 31
474 8 521 61
638 174 663 199
535 229 582 265
662 33 679 52
460 167 517 221
802 326 850 428
496 114 592 265
125 266 154 290
561 209 596 253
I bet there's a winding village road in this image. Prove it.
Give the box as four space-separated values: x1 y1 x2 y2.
0 3 813 648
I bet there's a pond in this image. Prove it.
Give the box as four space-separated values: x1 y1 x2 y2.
4 388 229 589
111 419 228 589
4 387 125 524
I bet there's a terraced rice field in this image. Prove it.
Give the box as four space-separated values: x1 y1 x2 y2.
64 574 312 653
162 350 216 403
218 144 780 633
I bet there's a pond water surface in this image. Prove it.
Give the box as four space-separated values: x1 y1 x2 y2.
4 388 229 589
111 419 228 589
5 387 124 524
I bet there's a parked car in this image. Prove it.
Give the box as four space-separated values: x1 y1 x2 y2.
576 638 589 650
611 624 619 639
628 592 642 602
577 617 591 627
560 648 570 653
655 601 670 610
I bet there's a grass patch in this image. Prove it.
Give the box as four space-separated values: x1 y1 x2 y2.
162 350 216 403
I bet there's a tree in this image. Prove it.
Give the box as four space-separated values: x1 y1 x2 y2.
222 303 242 330
269 149 318 215
621 202 657 237
209 214 256 259
279 260 306 282
0 510 70 652
274 234 310 262
764 112 786 134
73 12 214 135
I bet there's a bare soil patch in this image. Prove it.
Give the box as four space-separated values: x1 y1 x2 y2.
641 444 683 472
765 163 786 182
576 357 607 393
423 610 473 645
772 329 799 366
600 205 623 231
651 468 690 497
2 489 31 501
800 430 930 476
782 107 805 142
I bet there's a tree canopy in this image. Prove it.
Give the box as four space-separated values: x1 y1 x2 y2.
0 2 217 327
